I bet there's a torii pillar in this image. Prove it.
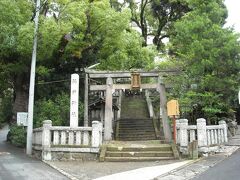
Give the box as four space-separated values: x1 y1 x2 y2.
158 76 172 142
104 77 113 141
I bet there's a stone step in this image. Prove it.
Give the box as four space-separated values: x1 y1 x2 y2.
104 156 175 162
118 129 154 132
118 130 155 133
119 123 153 126
118 137 156 141
100 142 178 162
120 118 152 121
119 121 153 125
119 131 155 133
106 151 174 157
118 131 155 134
119 122 153 126
106 145 172 152
118 133 156 136
117 137 157 141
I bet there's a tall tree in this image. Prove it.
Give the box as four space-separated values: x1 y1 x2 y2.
0 0 33 122
0 0 155 123
111 0 189 50
168 0 240 122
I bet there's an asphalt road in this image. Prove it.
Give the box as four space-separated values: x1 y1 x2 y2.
0 125 68 180
194 149 240 180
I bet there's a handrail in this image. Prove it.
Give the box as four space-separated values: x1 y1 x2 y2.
145 90 160 138
145 90 154 118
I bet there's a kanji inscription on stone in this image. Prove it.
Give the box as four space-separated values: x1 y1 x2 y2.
70 74 79 127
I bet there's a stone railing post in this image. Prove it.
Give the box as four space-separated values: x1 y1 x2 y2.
91 121 103 147
179 119 188 147
42 120 52 160
219 120 228 143
197 118 207 147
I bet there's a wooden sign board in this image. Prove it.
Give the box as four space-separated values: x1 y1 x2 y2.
131 72 141 89
167 100 180 116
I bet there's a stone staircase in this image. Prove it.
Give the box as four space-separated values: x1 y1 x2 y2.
100 94 179 162
116 95 156 141
100 141 179 162
117 118 156 141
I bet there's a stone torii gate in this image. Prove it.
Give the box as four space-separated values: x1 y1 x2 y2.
84 69 175 142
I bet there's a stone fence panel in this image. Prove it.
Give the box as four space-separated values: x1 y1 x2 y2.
176 118 228 154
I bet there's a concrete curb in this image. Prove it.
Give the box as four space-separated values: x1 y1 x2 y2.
43 160 79 180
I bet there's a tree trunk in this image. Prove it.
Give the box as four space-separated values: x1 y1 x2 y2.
12 73 29 123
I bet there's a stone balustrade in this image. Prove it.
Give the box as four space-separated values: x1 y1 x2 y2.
32 120 103 160
176 118 228 154
32 127 43 146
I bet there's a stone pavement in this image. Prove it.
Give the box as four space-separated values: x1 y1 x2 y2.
154 125 240 180
153 146 239 180
2 124 240 180
47 126 240 180
0 124 68 180
47 158 189 180
48 145 238 180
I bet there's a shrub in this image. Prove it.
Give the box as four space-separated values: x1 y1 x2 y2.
0 91 13 127
34 93 84 127
8 124 26 147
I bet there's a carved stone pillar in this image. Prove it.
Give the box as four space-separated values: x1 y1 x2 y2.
84 73 89 127
70 74 79 127
179 119 188 147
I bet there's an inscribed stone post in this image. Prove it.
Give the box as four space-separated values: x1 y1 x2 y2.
92 121 101 147
179 119 188 147
188 140 198 159
219 120 228 143
42 120 52 160
197 118 207 147
70 74 79 127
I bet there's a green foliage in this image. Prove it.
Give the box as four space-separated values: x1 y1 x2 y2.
0 0 156 124
34 93 84 127
168 0 240 123
0 91 13 127
0 0 33 57
8 124 26 147
34 93 69 127
98 31 156 70
114 0 190 50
